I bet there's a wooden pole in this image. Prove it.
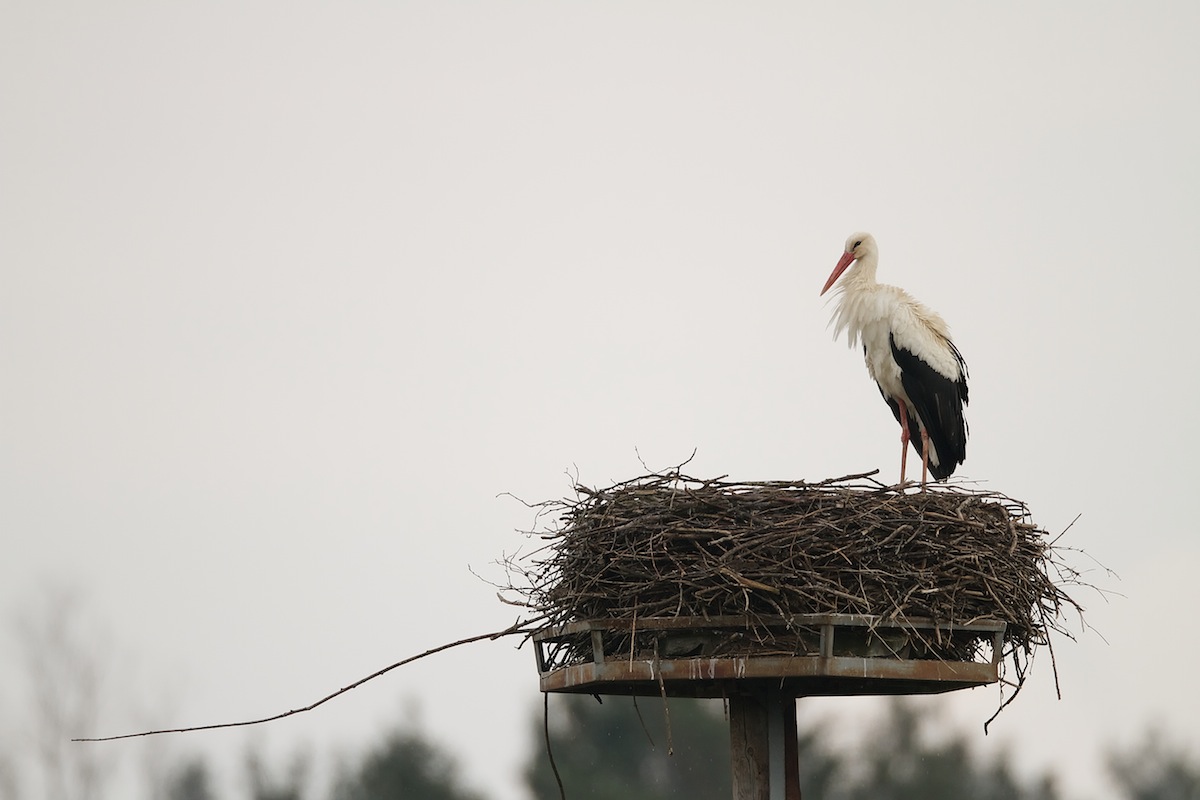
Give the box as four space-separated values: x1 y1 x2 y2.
729 689 801 800
730 693 769 800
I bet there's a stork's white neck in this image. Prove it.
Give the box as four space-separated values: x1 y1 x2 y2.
828 249 887 350
843 251 879 288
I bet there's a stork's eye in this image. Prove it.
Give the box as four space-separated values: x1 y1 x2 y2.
853 240 862 248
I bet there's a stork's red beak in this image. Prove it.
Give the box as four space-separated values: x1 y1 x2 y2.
820 251 857 296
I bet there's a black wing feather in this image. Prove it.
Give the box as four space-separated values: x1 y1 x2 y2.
888 333 969 480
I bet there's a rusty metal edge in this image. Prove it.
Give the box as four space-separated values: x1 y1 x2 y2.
538 653 998 695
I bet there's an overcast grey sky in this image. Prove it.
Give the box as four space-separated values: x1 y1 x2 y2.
3 2 1199 798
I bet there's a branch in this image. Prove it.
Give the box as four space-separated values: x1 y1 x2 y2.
73 619 535 742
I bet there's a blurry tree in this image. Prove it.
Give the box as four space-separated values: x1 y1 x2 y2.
331 727 483 800
0 746 17 800
1108 730 1200 800
130 692 1200 800
246 748 308 800
837 699 1060 800
522 694 1070 800
163 759 215 800
13 586 119 800
524 695 737 800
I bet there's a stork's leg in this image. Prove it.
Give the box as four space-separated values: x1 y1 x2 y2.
896 402 911 485
920 429 931 490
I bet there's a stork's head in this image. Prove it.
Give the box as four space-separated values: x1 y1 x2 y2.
820 232 877 296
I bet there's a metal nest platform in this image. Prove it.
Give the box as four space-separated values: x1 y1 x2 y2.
534 613 1005 698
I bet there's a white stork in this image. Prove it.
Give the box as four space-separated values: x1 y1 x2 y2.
820 232 968 486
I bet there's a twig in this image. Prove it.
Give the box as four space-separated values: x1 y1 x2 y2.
73 620 534 742
1050 513 1082 546
631 694 656 748
543 693 566 800
655 654 673 757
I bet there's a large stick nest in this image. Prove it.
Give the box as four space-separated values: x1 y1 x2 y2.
504 469 1089 706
